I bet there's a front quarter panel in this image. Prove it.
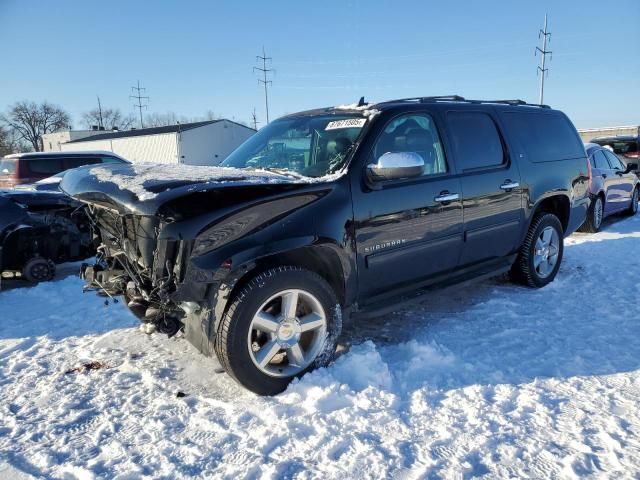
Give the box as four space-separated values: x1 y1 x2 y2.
169 176 355 303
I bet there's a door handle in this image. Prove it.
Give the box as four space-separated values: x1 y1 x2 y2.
602 173 607 178
500 181 520 190
434 192 460 203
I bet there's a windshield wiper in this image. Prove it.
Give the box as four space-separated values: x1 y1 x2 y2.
255 167 307 179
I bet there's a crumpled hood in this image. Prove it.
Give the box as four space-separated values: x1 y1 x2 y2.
59 162 318 215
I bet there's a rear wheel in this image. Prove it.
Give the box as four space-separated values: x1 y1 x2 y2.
511 213 564 288
624 187 638 216
579 195 604 233
214 267 341 395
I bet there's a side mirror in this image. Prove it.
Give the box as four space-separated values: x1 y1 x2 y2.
625 162 638 173
366 152 424 183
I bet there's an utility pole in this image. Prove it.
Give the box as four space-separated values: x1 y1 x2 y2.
254 47 273 123
535 14 552 105
96 95 104 129
130 80 149 128
251 108 260 130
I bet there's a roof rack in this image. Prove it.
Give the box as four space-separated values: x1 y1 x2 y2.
377 95 551 109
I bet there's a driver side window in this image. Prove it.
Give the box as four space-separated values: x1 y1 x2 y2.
374 113 447 176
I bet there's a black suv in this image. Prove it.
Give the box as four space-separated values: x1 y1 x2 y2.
61 96 590 395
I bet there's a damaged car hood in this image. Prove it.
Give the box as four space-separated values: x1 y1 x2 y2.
59 163 328 215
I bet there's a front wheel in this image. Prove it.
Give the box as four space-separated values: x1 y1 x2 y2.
214 267 341 395
511 213 564 288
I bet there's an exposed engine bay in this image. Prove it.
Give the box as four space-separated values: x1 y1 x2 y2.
0 190 94 283
80 206 193 337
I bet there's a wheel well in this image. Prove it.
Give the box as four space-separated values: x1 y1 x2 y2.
535 195 570 233
230 246 346 306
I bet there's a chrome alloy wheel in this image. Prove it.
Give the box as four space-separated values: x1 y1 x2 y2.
247 289 327 377
593 197 603 229
534 226 560 278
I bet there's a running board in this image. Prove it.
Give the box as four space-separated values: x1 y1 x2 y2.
352 260 513 320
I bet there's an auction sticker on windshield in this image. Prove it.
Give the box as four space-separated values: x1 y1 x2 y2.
325 118 367 130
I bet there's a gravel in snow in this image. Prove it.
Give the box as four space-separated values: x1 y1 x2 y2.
1 214 640 478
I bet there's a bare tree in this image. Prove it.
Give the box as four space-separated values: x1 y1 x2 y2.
142 110 221 128
82 107 135 131
144 111 179 128
1 101 71 152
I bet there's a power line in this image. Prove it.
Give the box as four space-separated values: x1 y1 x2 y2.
254 47 273 123
96 95 104 129
130 80 149 128
251 108 260 130
535 14 552 105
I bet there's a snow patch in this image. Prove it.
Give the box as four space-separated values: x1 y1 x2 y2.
334 102 381 119
2 213 640 477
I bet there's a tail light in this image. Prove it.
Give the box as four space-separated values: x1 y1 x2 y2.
586 156 592 188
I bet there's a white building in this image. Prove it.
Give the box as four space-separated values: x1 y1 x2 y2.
58 120 255 165
577 125 640 143
42 130 108 152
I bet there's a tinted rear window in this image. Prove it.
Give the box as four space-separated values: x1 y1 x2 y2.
446 112 505 171
26 158 65 174
503 112 585 162
0 158 17 175
65 157 101 169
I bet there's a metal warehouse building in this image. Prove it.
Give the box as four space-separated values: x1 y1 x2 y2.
59 120 255 165
577 125 640 143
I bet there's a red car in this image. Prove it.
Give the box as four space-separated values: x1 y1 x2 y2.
581 143 639 232
0 151 128 189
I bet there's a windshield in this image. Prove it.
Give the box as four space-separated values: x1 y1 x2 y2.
0 158 17 175
222 115 367 177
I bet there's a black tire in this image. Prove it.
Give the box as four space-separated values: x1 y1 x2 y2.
22 257 55 283
579 195 604 233
510 213 564 288
624 187 639 216
214 266 341 396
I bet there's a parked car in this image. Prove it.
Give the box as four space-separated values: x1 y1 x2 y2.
0 189 94 284
579 143 639 232
61 96 590 395
0 151 129 189
590 135 640 171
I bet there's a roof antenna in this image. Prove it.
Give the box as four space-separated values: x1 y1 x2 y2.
357 96 366 107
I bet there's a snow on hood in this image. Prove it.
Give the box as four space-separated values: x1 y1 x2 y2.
90 163 343 201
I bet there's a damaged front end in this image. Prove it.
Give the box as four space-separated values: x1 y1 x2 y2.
81 206 199 337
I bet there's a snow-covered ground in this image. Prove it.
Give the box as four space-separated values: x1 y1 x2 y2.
1 214 640 479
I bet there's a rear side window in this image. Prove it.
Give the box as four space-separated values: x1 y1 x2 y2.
592 150 610 170
503 112 584 162
26 158 64 175
446 112 505 171
65 157 101 169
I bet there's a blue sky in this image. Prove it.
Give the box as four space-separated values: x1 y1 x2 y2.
1 0 638 129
